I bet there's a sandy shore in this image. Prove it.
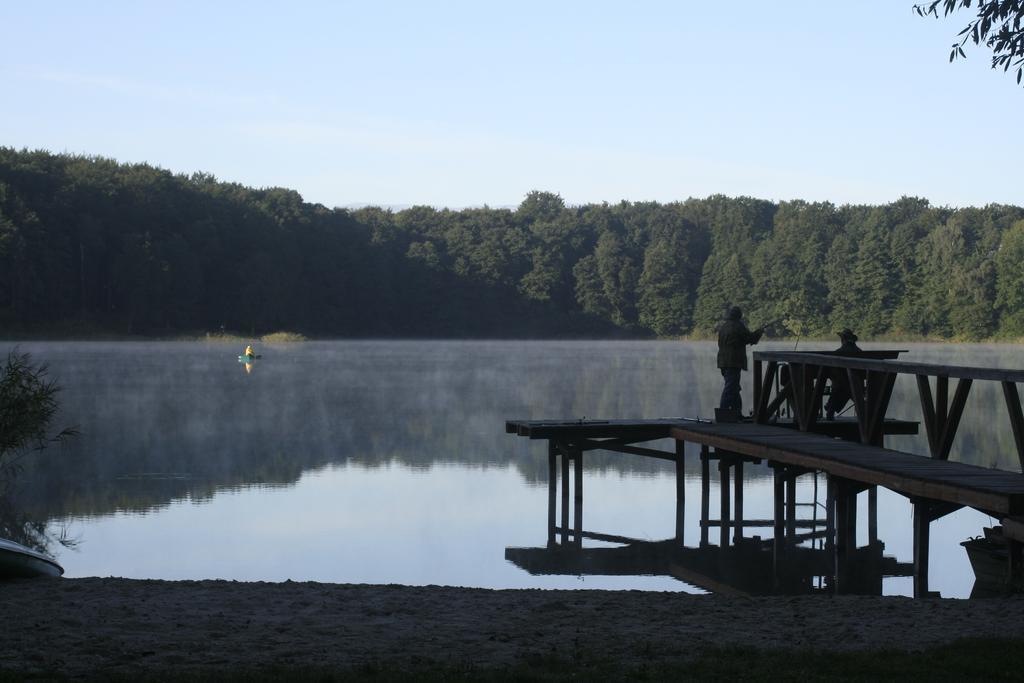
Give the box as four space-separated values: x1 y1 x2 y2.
3 578 1024 677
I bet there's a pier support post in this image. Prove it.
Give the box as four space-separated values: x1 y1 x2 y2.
868 486 878 546
912 499 962 598
700 445 710 547
734 460 744 543
826 475 836 591
675 440 685 544
1009 540 1023 586
842 488 857 557
719 455 731 548
913 500 931 598
560 442 570 544
547 441 557 546
773 465 786 586
573 448 583 547
828 475 860 593
785 472 797 541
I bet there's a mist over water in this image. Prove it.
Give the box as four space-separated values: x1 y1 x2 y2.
3 340 1022 596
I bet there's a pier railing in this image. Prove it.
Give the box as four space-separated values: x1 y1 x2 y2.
753 351 1024 469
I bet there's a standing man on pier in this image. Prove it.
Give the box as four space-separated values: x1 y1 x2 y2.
717 306 763 418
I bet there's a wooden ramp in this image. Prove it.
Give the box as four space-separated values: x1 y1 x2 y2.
671 422 1024 516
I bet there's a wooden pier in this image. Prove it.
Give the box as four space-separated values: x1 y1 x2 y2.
506 352 1024 597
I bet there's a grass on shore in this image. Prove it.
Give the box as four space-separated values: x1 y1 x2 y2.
185 331 308 344
6 637 1024 682
0 321 310 343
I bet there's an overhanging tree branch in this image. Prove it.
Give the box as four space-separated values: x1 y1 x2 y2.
914 0 1024 84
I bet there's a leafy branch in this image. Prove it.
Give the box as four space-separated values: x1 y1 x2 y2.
915 0 1024 84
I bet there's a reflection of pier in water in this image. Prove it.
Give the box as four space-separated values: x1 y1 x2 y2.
503 422 913 596
506 350 1024 597
506 539 912 596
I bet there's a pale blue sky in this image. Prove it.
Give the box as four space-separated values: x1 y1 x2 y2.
2 1 1020 208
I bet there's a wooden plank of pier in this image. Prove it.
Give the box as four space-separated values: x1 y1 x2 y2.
505 418 686 439
671 422 1024 516
506 417 918 441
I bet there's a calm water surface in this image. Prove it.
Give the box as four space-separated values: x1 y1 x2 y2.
4 340 1023 597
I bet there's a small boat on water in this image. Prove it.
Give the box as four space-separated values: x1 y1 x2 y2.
0 537 64 579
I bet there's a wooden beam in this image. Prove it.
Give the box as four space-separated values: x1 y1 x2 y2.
913 500 931 598
1009 540 1023 585
835 479 852 560
547 441 557 545
915 375 973 460
868 486 878 546
700 445 710 546
787 362 829 431
864 370 897 446
734 460 744 543
787 529 830 544
719 458 731 547
573 449 583 547
843 485 857 555
914 499 963 523
827 474 837 593
937 378 972 460
773 466 785 581
550 528 643 545
755 361 779 423
580 440 677 461
937 375 948 428
916 374 939 456
846 368 869 443
785 471 797 540
807 364 828 431
675 439 685 543
754 358 763 421
509 418 683 440
701 518 825 528
754 351 1024 384
788 363 826 431
765 388 792 424
1002 381 1024 471
560 444 570 543
788 363 806 429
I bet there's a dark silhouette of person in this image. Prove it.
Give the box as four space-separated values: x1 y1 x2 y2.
717 306 763 416
825 328 862 419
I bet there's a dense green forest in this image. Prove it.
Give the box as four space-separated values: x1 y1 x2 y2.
1 147 1022 340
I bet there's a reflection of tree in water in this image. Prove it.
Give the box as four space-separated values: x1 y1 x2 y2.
0 349 79 553
7 341 1024 523
0 493 76 556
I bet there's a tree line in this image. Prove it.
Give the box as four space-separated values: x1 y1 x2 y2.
1 148 1023 340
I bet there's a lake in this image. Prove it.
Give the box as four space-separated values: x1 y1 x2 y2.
3 340 1023 597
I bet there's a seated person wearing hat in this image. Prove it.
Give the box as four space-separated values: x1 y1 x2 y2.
825 328 861 420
